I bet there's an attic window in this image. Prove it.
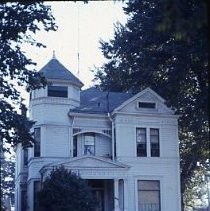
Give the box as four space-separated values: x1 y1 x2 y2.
48 86 68 98
138 102 156 109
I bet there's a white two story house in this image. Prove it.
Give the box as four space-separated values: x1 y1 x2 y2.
15 55 181 211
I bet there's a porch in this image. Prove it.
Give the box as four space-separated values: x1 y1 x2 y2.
88 179 126 211
40 156 130 211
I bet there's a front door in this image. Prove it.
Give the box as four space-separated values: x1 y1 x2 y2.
93 189 104 211
88 180 105 211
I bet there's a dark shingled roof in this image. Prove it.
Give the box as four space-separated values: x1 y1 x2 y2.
39 58 83 87
70 87 134 114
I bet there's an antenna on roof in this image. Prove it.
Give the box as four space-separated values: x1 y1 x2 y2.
52 50 56 59
77 2 80 78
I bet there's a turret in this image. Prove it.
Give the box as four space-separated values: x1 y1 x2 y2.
28 55 83 159
29 55 83 124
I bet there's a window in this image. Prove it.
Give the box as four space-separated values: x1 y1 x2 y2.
84 133 95 155
34 128 40 157
73 136 77 157
138 180 160 211
136 128 147 157
33 181 41 211
21 190 27 211
48 86 68 98
114 128 116 158
150 129 160 157
23 149 28 165
136 128 160 157
138 102 156 109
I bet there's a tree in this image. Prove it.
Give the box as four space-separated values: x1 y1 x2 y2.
37 166 97 211
0 2 57 153
94 0 208 209
0 156 15 208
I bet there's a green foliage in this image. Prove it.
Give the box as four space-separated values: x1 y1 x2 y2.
37 166 97 211
183 169 208 209
1 202 6 211
94 0 209 209
0 156 15 207
0 2 57 152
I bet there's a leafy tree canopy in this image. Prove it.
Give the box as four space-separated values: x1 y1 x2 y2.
0 155 15 207
0 2 57 152
94 0 209 209
37 166 97 211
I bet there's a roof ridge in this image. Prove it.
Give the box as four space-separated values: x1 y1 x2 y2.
82 87 133 96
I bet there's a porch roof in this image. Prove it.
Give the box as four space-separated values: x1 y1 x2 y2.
40 156 130 179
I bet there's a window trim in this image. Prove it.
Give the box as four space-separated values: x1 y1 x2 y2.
135 178 162 211
137 180 161 211
136 128 147 157
135 126 161 157
150 128 160 157
84 133 95 156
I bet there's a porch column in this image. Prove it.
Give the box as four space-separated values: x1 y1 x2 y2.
123 179 129 211
114 179 120 211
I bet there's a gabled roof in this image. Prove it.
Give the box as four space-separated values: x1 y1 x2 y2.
39 58 83 87
40 156 129 171
70 87 176 115
114 87 166 112
70 87 133 114
113 87 175 114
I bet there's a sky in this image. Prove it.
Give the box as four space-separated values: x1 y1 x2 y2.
6 1 128 158
22 1 127 91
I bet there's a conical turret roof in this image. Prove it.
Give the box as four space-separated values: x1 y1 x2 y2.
39 57 83 87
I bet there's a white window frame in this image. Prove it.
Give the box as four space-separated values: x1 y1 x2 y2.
135 177 163 211
135 126 161 157
136 128 147 157
150 128 160 157
83 133 95 156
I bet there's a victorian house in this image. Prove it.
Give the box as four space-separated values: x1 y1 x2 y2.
15 55 181 211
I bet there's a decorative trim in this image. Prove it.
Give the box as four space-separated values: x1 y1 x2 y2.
31 96 79 106
112 112 179 120
73 128 82 134
102 129 112 136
